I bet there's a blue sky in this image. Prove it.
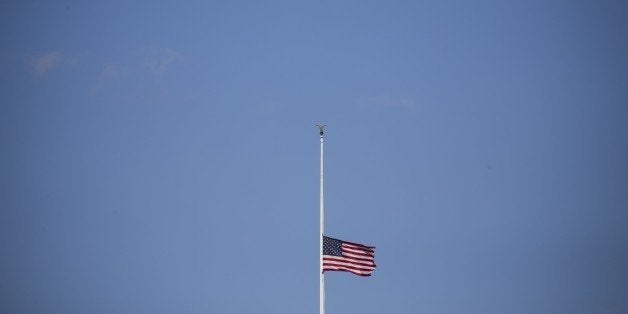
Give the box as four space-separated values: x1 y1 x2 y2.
1 1 627 313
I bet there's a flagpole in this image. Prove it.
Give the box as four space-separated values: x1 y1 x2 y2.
317 124 326 314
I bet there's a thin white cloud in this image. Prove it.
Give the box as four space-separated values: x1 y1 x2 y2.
30 51 61 77
91 63 126 94
398 98 417 109
27 51 82 77
141 48 182 82
99 64 125 80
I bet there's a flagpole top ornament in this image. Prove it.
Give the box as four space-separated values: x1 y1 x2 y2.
316 124 326 136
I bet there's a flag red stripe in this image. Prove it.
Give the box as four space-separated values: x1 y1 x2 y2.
343 250 375 259
322 268 372 276
323 256 375 267
342 243 375 252
323 261 375 272
323 263 375 274
342 246 375 257
323 268 372 276
323 265 374 275
341 253 374 263
323 255 375 265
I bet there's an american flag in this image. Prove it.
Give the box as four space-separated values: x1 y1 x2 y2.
322 236 376 276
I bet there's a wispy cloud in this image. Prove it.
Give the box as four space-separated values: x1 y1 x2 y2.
141 48 182 82
27 51 82 77
30 51 61 77
91 63 126 94
99 64 125 81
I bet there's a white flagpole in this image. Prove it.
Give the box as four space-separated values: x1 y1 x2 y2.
317 124 326 314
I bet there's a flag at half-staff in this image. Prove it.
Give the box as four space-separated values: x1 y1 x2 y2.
322 236 376 276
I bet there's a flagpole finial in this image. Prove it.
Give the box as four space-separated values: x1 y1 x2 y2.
316 124 326 136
